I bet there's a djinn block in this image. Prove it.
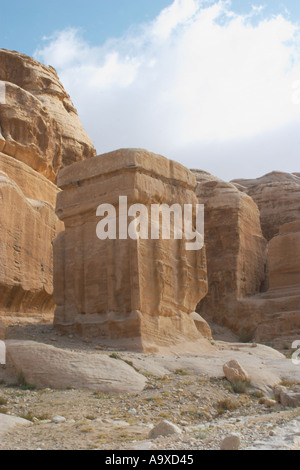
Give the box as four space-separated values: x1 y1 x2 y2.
53 149 208 351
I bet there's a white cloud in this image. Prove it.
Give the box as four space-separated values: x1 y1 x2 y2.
151 0 200 39
34 0 300 180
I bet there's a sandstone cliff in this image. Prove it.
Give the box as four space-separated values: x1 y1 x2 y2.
194 170 300 348
54 149 208 352
0 49 96 182
192 170 267 331
1 48 299 352
232 171 300 241
0 50 96 324
0 167 63 317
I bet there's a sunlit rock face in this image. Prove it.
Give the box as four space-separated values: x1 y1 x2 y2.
0 49 95 324
232 171 300 241
193 170 267 329
0 49 96 182
194 169 300 348
53 149 208 352
0 166 63 318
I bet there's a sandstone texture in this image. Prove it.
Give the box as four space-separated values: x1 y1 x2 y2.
0 167 63 318
193 170 267 302
232 171 300 241
0 49 96 324
0 152 58 206
3 340 146 394
54 149 208 352
193 170 267 333
223 360 250 383
194 170 300 346
0 49 96 182
189 312 212 340
268 221 300 290
0 413 32 438
238 221 300 345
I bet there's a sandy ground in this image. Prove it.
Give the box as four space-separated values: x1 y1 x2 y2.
0 320 300 450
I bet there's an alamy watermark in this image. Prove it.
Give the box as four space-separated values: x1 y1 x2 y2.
96 196 204 251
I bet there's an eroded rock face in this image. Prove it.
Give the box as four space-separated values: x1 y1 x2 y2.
212 220 300 346
231 172 300 241
193 170 267 330
0 49 96 324
252 221 300 344
268 221 300 290
0 166 63 317
193 170 300 346
0 152 58 207
54 149 208 352
0 49 96 182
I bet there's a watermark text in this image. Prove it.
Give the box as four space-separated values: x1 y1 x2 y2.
96 197 204 251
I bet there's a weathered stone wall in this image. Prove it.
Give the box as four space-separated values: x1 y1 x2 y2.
0 167 63 316
0 49 96 325
193 170 267 330
268 221 300 290
0 49 96 182
54 149 208 351
232 171 300 241
194 170 300 347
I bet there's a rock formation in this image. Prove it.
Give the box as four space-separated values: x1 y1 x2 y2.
54 149 208 352
252 221 300 344
1 48 298 353
268 221 300 290
194 169 300 347
232 171 300 241
3 340 146 394
0 163 63 318
193 170 267 332
0 49 96 182
0 49 96 326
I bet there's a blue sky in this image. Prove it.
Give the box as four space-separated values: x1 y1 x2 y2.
1 0 300 56
1 0 300 180
1 0 172 55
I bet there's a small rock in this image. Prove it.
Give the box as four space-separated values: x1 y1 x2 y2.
220 434 241 451
274 385 286 402
100 418 113 424
52 416 66 424
259 398 277 407
280 391 300 408
179 420 189 426
223 360 249 383
149 420 182 439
